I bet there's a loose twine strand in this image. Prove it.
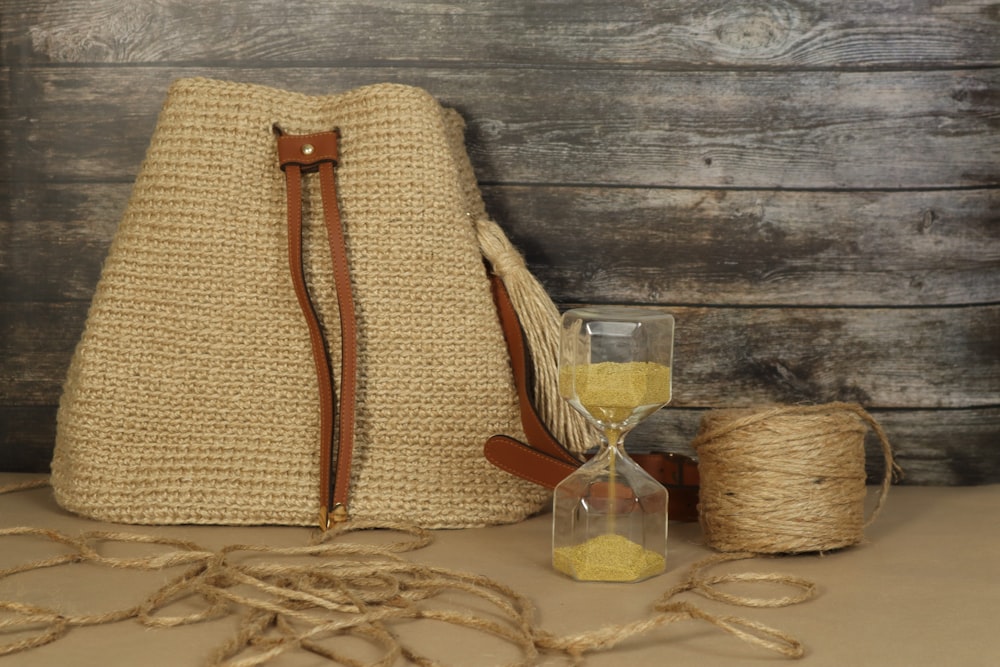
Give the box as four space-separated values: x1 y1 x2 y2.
1 402 897 664
0 487 813 665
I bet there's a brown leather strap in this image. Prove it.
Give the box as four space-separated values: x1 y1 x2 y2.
630 452 700 522
276 127 357 528
487 276 580 467
485 273 700 521
484 434 579 489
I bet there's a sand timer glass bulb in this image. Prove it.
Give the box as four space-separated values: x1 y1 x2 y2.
552 307 675 583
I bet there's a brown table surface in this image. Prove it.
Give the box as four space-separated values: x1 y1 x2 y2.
2 473 998 666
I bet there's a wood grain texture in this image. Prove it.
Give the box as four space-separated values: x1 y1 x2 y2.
3 182 122 302
0 407 58 473
625 407 1000 485
1 0 997 483
4 0 998 68
5 301 997 409
0 303 88 405
5 182 998 306
485 186 1000 306
3 67 999 188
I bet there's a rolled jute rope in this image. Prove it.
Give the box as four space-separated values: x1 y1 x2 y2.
691 402 902 554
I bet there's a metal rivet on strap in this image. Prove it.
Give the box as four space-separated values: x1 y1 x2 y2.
301 143 315 155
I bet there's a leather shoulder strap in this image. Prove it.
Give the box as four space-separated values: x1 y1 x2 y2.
485 272 700 521
487 275 581 467
276 127 357 529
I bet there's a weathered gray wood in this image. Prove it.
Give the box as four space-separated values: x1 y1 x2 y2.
0 303 88 405
674 305 1000 409
627 407 1000 485
5 182 998 307
1 0 997 483
865 408 1000 486
3 182 122 302
5 301 997 409
485 186 1000 306
3 67 998 188
0 407 57 473
4 0 998 68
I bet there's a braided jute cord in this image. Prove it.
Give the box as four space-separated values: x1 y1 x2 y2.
692 402 903 554
1 483 814 665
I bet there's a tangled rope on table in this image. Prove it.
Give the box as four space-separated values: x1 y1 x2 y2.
0 491 814 666
5 399 902 665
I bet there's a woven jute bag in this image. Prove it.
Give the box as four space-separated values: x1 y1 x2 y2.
51 77 585 528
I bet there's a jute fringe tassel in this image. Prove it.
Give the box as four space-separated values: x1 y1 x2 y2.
692 402 902 554
475 216 590 452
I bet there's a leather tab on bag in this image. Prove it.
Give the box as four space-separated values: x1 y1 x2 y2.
276 130 339 171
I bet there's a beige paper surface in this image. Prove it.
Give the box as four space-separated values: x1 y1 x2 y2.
2 474 998 666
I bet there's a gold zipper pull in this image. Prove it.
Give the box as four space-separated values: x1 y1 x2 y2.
319 503 350 531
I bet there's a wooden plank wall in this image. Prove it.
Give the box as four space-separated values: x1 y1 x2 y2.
2 1 998 484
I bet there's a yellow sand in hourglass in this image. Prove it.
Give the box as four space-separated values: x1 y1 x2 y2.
561 361 672 531
563 361 673 425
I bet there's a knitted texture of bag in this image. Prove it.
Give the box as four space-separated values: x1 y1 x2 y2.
51 78 584 528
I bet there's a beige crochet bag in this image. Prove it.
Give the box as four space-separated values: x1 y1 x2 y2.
51 78 585 528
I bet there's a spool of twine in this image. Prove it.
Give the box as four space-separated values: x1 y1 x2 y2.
691 402 900 554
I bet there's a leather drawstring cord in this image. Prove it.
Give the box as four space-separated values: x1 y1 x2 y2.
275 127 358 529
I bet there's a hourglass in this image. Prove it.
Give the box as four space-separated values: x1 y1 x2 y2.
552 307 675 582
